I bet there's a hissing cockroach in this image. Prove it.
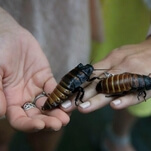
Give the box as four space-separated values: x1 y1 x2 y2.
42 63 98 110
96 72 151 100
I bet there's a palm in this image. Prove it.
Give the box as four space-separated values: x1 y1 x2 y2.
0 29 69 132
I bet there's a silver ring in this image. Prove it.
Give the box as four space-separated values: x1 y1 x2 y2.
32 91 47 104
22 102 36 111
104 72 113 78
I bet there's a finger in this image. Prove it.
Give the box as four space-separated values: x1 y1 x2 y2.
78 94 113 113
41 76 76 112
6 106 45 132
110 94 145 110
60 99 77 112
60 79 99 112
22 99 69 130
45 108 70 126
7 105 64 132
23 106 65 131
44 77 57 94
60 72 107 112
31 78 57 111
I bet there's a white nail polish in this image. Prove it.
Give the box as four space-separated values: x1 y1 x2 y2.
61 100 72 108
112 99 121 105
79 101 90 109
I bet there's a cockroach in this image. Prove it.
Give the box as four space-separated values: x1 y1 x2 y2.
96 72 151 100
42 63 100 110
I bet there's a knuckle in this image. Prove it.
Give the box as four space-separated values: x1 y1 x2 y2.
123 55 139 66
108 47 124 58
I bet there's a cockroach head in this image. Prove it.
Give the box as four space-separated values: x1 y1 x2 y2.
81 64 94 76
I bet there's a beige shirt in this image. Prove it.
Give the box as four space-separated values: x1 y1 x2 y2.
0 0 90 81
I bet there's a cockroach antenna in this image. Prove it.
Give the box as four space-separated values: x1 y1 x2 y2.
93 68 110 71
93 68 120 71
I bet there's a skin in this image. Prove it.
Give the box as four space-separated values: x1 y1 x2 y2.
0 8 70 132
60 37 151 151
62 36 151 113
80 37 151 112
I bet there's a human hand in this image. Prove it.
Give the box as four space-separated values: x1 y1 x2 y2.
0 8 69 132
62 37 151 113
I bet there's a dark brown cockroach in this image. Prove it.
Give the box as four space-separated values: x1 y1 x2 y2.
96 72 151 100
42 63 101 110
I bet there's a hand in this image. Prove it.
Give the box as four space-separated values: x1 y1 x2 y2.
81 38 151 112
62 37 151 113
0 8 70 132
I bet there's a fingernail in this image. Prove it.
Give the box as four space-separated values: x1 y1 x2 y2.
112 99 121 105
61 100 72 108
53 128 60 132
79 101 90 109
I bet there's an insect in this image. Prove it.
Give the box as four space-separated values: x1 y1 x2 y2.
42 63 98 110
96 72 151 100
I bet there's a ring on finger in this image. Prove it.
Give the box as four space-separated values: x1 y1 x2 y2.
32 91 47 105
103 72 114 78
22 102 36 111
